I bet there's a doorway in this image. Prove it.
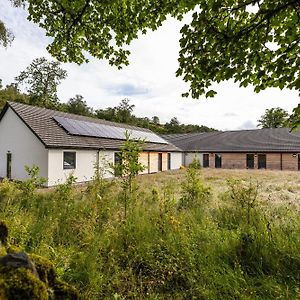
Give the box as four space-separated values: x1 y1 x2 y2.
215 154 222 168
158 153 163 172
167 153 171 170
203 154 209 168
246 154 254 169
258 154 266 169
6 152 12 179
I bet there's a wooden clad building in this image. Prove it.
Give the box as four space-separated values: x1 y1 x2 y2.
163 129 300 171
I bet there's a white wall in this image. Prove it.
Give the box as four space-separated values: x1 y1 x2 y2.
0 108 48 180
99 151 115 178
170 152 182 170
47 149 114 186
184 152 203 167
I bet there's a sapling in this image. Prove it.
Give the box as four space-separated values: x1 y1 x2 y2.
111 131 145 220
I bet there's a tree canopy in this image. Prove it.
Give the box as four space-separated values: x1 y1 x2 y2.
257 107 289 128
15 57 67 109
0 75 217 133
2 0 299 98
0 82 29 109
63 94 93 116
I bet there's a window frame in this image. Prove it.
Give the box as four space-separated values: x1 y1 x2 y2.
258 154 267 169
203 153 209 168
63 151 76 170
215 153 222 168
246 154 255 169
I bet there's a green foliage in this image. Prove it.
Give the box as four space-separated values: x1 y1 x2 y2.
15 57 67 109
63 94 93 116
218 179 262 229
20 165 46 202
111 132 145 220
179 160 211 209
1 169 300 298
177 0 300 98
0 83 29 110
3 1 299 98
0 221 79 299
0 20 14 47
0 88 217 134
95 99 217 134
54 175 77 202
289 103 300 131
257 107 290 128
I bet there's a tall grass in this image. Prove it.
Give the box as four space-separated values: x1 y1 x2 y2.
0 168 300 299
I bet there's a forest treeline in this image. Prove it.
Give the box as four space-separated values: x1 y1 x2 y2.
0 78 217 134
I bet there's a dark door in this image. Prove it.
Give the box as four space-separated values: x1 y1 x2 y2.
215 154 222 168
203 154 209 168
6 152 12 179
158 153 163 171
167 153 171 170
258 154 266 169
298 154 300 171
246 154 254 169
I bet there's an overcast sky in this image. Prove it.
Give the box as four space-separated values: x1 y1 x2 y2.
0 2 299 131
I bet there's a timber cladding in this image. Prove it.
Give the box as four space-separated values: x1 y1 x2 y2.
205 152 299 171
282 153 298 171
139 152 149 174
148 152 168 173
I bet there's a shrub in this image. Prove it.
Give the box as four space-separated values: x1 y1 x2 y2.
179 162 211 209
111 131 145 220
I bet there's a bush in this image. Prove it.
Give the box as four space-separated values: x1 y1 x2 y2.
179 163 211 209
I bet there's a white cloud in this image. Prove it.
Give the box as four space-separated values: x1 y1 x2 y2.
237 120 257 130
0 3 299 131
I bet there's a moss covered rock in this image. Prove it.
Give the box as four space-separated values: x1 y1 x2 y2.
0 222 79 300
30 254 79 300
0 266 48 300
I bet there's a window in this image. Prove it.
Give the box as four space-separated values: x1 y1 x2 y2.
246 154 254 169
258 154 266 169
203 154 209 168
114 152 122 176
63 152 76 169
215 154 222 168
167 153 171 170
158 153 163 172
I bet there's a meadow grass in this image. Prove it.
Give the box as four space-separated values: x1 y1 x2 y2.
1 168 300 299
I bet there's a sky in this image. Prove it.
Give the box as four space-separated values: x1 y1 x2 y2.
0 2 299 131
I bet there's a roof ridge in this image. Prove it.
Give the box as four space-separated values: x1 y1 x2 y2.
7 101 151 133
4 101 180 151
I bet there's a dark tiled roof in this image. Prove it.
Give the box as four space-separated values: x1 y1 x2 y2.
163 128 300 153
1 102 180 152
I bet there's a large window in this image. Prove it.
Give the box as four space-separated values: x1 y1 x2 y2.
215 154 222 168
63 152 76 169
203 154 209 168
158 153 163 172
258 154 266 169
246 154 254 169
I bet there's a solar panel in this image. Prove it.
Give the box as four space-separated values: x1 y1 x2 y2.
53 116 168 144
